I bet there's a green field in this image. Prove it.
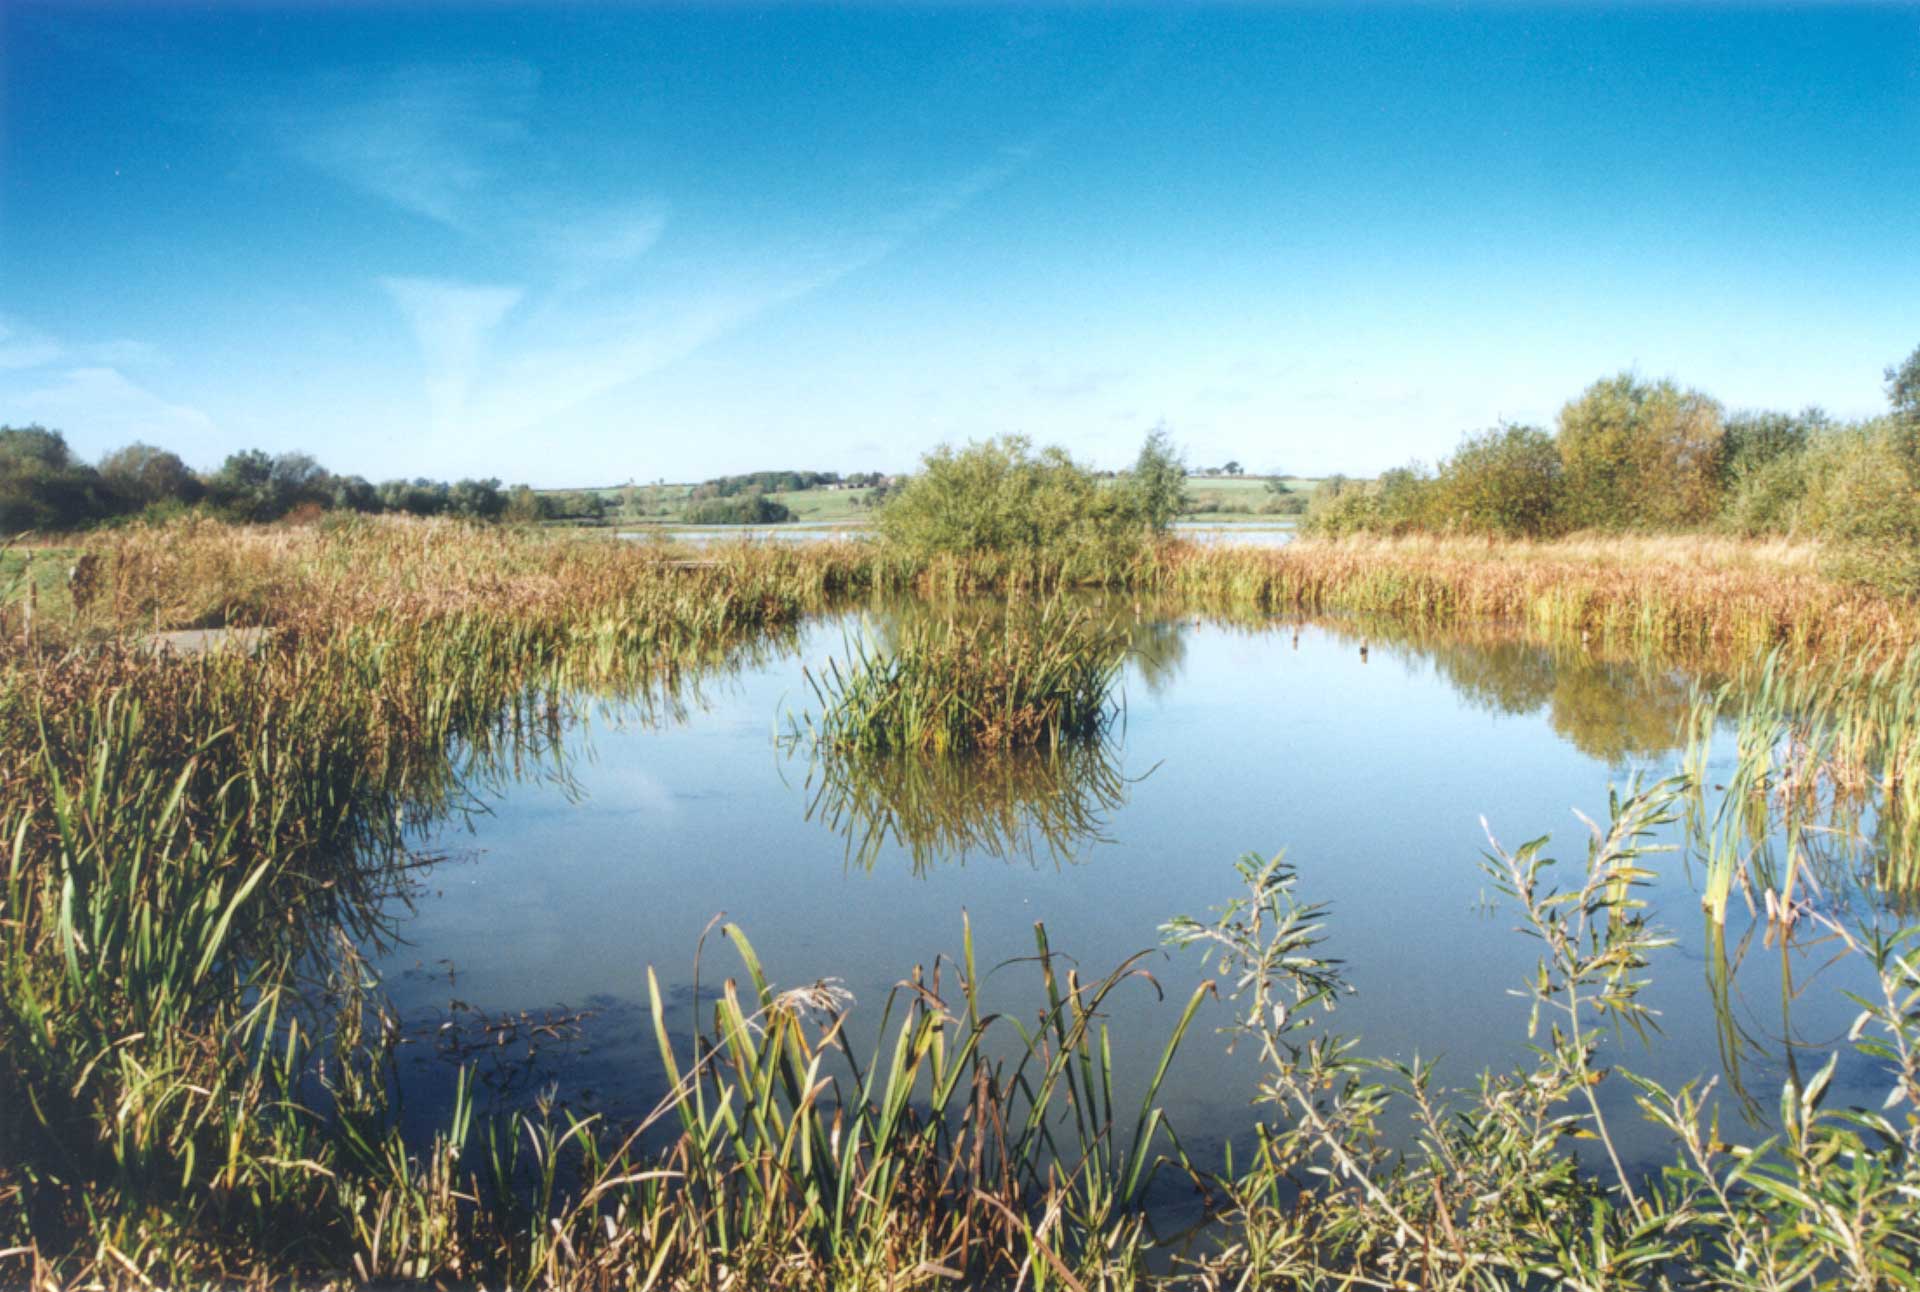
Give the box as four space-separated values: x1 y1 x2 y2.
1179 474 1319 520
759 486 877 522
1 545 80 621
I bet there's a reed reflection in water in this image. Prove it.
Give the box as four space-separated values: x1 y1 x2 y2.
798 738 1136 874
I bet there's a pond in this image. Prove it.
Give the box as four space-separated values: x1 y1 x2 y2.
371 606 1897 1214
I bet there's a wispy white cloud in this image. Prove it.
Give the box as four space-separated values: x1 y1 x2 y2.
539 205 670 287
1022 365 1127 403
458 146 1045 443
88 339 167 368
380 278 524 437
281 62 538 231
3 366 219 460
282 56 1050 454
0 319 65 371
0 317 170 374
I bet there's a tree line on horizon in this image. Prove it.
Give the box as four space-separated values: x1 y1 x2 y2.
1302 345 1920 586
0 434 548 532
0 433 912 532
6 342 1917 557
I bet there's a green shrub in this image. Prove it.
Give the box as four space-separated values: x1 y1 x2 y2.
684 490 792 524
877 434 1151 568
1887 342 1920 482
1722 450 1810 536
1557 373 1725 529
1301 469 1437 537
1798 421 1920 594
1431 424 1565 536
1375 466 1439 533
1301 474 1381 536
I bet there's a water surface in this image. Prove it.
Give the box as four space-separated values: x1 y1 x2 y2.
373 610 1896 1189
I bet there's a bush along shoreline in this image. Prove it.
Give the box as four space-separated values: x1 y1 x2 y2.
1299 347 1920 596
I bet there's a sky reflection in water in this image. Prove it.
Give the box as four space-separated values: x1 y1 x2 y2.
375 611 1897 1181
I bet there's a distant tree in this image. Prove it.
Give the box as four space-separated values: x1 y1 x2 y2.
1124 426 1188 534
1887 344 1920 483
270 452 328 500
698 470 837 498
1222 460 1243 476
205 449 334 521
1722 408 1826 482
542 489 605 521
504 484 548 524
685 489 792 524
447 478 507 520
377 478 450 517
330 475 381 513
0 425 112 530
208 449 279 521
98 442 200 509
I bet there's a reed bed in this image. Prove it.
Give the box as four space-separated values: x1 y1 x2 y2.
0 520 836 1285
1146 533 1920 664
25 518 1920 670
794 599 1127 756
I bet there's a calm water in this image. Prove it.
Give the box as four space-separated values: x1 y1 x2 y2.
1168 521 1297 546
618 523 871 545
615 521 1295 547
372 610 1896 1189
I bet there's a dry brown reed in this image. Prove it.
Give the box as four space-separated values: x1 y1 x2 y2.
1147 532 1920 663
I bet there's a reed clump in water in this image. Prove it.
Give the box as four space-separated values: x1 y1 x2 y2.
796 598 1127 756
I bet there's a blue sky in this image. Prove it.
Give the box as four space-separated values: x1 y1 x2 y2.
2 4 1916 486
